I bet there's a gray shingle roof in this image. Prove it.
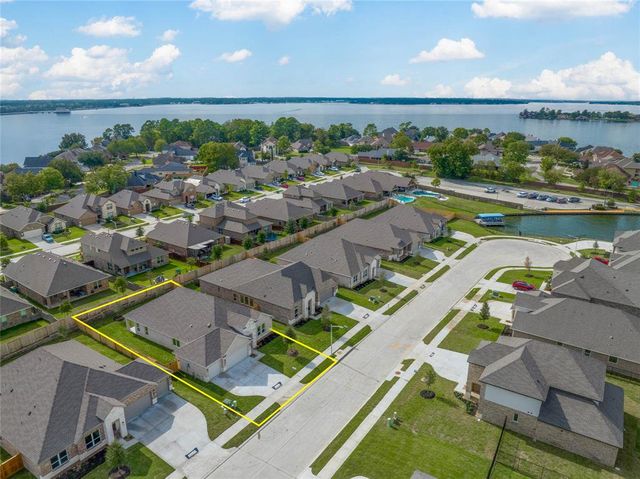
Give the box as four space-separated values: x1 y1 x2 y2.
247 198 314 222
311 180 363 201
53 194 108 220
147 220 223 249
205 169 248 188
371 205 446 237
0 285 38 316
175 328 248 369
0 205 56 232
108 189 142 210
4 252 110 297
81 231 167 269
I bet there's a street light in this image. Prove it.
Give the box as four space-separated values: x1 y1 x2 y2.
329 324 348 355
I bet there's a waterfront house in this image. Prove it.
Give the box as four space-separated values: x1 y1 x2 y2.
371 205 447 242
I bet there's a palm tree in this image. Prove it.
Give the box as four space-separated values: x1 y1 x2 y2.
106 442 128 477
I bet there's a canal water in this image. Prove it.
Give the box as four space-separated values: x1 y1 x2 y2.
502 214 640 241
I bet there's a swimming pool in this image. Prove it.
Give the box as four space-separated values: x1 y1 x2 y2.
411 189 440 198
393 194 416 204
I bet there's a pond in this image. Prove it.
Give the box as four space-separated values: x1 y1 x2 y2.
502 214 640 241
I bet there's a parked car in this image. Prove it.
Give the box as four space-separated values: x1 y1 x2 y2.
537 194 549 201
281 183 289 189
42 233 54 243
329 166 339 171
296 175 306 181
593 256 609 265
527 192 539 199
484 187 497 193
512 281 536 291
517 191 529 198
568 196 581 203
557 197 568 204
354 166 362 172
184 203 195 209
545 196 557 203
211 195 223 201
239 197 250 204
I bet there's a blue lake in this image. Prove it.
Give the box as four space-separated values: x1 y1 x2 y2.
503 214 640 241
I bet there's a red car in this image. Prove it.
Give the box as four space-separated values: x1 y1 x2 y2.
512 281 535 291
281 183 289 188
593 256 609 265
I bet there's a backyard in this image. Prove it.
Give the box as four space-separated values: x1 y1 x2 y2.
447 218 499 237
0 319 49 343
259 313 357 377
52 226 87 243
83 443 174 479
438 312 505 354
414 195 524 221
496 268 552 289
336 279 406 311
128 258 192 285
0 236 38 256
425 236 467 256
381 256 439 279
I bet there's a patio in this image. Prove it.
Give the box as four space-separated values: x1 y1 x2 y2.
211 356 288 397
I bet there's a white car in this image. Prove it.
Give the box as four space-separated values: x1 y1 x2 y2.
484 187 497 193
517 191 528 198
239 197 250 204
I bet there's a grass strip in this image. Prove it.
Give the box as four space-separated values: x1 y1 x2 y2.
382 290 418 315
423 309 459 345
456 243 477 259
339 326 372 350
222 403 281 449
465 288 480 300
425 265 450 282
310 376 400 474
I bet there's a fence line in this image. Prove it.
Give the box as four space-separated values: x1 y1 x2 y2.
0 453 24 479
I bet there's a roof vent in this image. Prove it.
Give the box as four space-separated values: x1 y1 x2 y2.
207 323 212 328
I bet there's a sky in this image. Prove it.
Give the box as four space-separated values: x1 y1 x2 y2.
1 0 639 101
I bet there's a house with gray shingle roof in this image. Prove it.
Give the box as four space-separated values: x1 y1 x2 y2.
342 170 413 199
53 193 117 227
0 285 42 332
200 258 336 324
205 169 254 193
146 219 226 259
199 201 272 243
371 205 447 242
123 287 272 381
240 165 275 185
310 180 364 207
246 198 315 229
81 231 169 277
0 205 66 240
142 178 197 206
610 229 640 273
0 341 170 478
3 252 110 308
283 185 333 215
107 189 153 216
466 337 624 466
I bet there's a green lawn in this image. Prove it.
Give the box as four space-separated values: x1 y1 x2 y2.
47 286 130 319
259 313 357 377
465 288 480 300
52 226 87 243
83 443 174 479
300 356 336 384
496 269 552 289
151 205 183 218
104 215 144 229
579 248 610 259
194 198 214 208
222 403 281 449
220 243 245 259
381 256 438 279
438 312 505 354
72 331 132 364
0 319 49 343
423 309 460 345
339 325 372 349
311 377 400 474
224 189 259 201
457 243 478 259
173 375 263 439
258 240 300 263
425 265 450 282
128 258 192 285
0 236 38 256
425 236 467 256
448 218 499 237
414 195 524 221
333 364 502 479
336 280 406 311
383 290 418 315
480 290 516 303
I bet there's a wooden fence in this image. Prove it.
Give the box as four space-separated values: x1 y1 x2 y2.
0 454 24 479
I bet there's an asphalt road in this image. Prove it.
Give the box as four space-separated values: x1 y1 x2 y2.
205 239 570 479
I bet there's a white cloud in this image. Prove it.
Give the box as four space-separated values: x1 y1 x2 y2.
426 84 455 97
410 38 484 63
219 48 252 63
160 29 179 42
32 44 180 99
278 55 290 65
471 0 633 19
77 16 141 37
0 17 17 38
381 74 409 86
464 76 513 98
190 0 352 27
0 44 48 96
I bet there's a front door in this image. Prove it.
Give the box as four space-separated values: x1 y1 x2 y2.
112 421 121 439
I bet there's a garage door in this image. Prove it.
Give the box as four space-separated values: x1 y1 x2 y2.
124 392 152 422
22 228 43 240
225 342 251 371
157 378 170 398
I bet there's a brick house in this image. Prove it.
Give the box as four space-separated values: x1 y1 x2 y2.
0 285 42 332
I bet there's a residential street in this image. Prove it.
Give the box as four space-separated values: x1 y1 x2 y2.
204 239 570 479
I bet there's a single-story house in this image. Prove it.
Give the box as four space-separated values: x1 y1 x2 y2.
146 219 226 260
200 258 336 324
246 198 315 229
342 171 411 199
323 151 352 166
0 285 42 332
283 185 333 215
0 341 170 478
0 205 66 239
142 179 197 206
265 160 301 179
3 252 111 308
53 194 117 227
107 189 153 216
126 170 161 191
81 232 169 277
356 148 397 163
466 337 624 467
371 205 447 243
287 155 318 173
199 201 272 243
148 161 192 179
205 169 255 193
240 165 275 185
123 288 273 381
311 180 364 207
291 138 313 153
610 230 640 272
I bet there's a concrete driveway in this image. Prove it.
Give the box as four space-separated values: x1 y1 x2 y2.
212 357 288 396
419 246 445 262
323 296 374 320
381 269 415 287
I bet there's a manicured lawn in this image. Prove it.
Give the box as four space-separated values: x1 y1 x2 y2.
425 265 450 282
220 243 245 259
71 331 132 364
83 443 174 479
173 375 263 439
300 356 335 384
224 190 259 201
439 312 505 354
0 236 38 256
496 268 552 289
52 226 87 243
104 215 144 229
579 248 610 259
480 290 516 303
151 205 183 218
258 240 300 263
333 364 501 479
194 198 213 208
0 319 49 343
423 309 459 345
339 325 372 349
465 288 480 300
381 256 438 279
457 243 478 259
311 377 400 474
128 258 192 285
258 184 279 192
414 195 524 221
383 290 418 315
426 236 466 256
259 314 357 377
448 218 499 237
49 286 129 319
336 280 406 311
222 403 281 449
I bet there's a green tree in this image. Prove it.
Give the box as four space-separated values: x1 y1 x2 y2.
479 302 490 321
452 127 469 139
85 164 128 194
298 217 309 230
37 167 65 191
243 235 254 250
557 136 577 149
186 257 198 270
0 234 8 254
431 177 441 187
154 138 167 152
59 300 73 315
285 219 297 235
598 169 626 193
4 172 43 200
77 151 106 168
538 144 579 165
543 168 563 186
1 257 10 268
113 276 128 295
540 156 556 172
502 140 530 165
49 158 84 185
249 121 270 147
106 442 128 476
112 123 135 140
363 123 378 137
329 206 338 217
59 132 87 150
284 326 298 355
632 153 640 162
136 225 144 237
390 132 413 150
256 230 267 244
501 131 525 148
276 135 291 154
628 189 638 203
0 162 19 174
321 305 332 331
428 137 477 179
196 142 239 171
211 244 223 261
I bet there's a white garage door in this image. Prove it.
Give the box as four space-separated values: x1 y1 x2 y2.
22 228 43 240
225 342 251 371
125 392 152 422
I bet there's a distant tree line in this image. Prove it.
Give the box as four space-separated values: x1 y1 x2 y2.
520 107 640 122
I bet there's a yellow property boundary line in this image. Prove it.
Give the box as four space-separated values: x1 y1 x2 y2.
71 279 338 428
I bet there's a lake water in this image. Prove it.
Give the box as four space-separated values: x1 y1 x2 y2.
2 101 639 164
503 214 640 241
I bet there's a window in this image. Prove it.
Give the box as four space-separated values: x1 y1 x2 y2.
50 450 69 470
84 430 101 449
584 349 591 357
20 309 27 317
608 356 618 364
144 326 149 335
0 316 6 325
172 338 181 347
512 413 519 423
294 307 299 317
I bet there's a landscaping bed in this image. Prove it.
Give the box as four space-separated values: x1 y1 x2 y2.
336 280 406 311
438 312 504 354
82 443 174 479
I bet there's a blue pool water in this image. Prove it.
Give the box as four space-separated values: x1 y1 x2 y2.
411 189 441 198
393 194 416 204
